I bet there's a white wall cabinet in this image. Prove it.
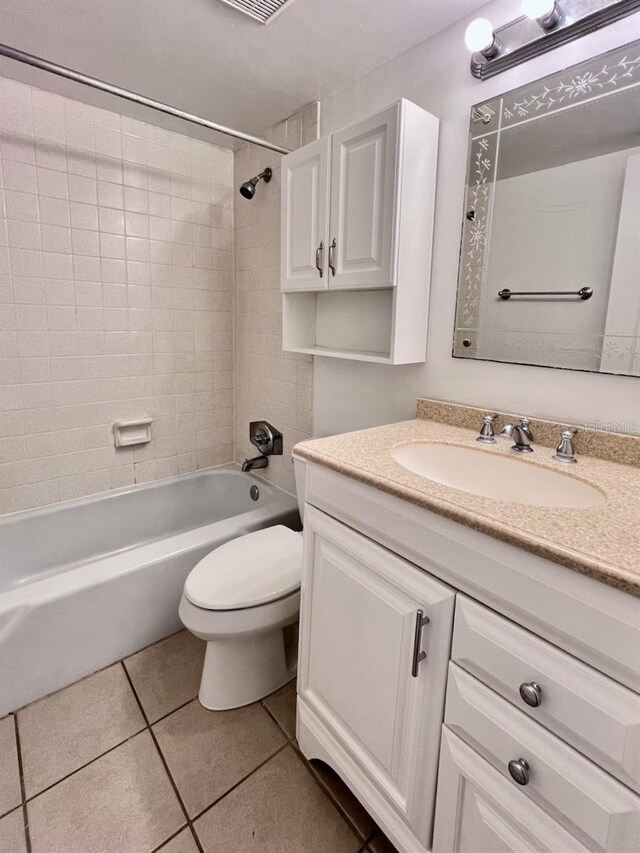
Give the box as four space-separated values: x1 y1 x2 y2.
327 104 399 290
281 99 438 363
280 137 330 291
298 505 454 845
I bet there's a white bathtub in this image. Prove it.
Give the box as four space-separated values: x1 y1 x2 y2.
0 464 300 714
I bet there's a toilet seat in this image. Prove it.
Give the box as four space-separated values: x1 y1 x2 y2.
184 525 302 611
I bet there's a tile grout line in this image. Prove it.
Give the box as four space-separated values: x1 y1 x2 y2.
259 696 295 743
148 823 191 853
120 660 204 853
20 725 147 805
13 714 32 853
15 632 184 718
189 741 291 825
144 694 196 728
120 662 206 853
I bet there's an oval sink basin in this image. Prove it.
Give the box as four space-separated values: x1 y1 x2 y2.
391 443 606 508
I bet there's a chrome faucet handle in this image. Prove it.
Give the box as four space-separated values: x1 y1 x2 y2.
553 427 577 464
476 412 498 444
499 422 515 438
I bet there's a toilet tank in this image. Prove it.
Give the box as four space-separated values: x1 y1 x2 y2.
292 455 307 523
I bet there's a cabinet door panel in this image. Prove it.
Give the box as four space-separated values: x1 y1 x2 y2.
306 537 420 772
281 137 330 290
433 729 590 853
298 506 454 840
329 104 399 289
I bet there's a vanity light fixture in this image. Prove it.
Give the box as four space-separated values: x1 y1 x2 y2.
464 18 501 59
522 0 564 30
465 0 640 79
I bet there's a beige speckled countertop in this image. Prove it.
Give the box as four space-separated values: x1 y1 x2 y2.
294 406 640 597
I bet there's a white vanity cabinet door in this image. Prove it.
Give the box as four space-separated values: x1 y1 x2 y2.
433 729 591 853
327 103 399 289
281 137 330 290
298 505 455 842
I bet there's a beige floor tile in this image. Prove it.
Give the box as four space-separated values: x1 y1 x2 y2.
153 699 286 817
263 678 296 739
194 746 361 853
308 760 376 841
124 630 205 723
18 664 145 797
27 730 184 853
158 828 200 853
0 716 21 818
0 808 27 853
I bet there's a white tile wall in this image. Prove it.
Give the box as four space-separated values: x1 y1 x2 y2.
233 104 318 494
0 76 234 514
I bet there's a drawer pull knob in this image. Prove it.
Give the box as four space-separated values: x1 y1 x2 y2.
519 682 542 707
508 758 530 786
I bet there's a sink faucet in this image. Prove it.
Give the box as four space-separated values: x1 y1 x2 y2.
500 417 534 453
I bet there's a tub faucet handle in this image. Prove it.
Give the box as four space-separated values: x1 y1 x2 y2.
249 421 283 456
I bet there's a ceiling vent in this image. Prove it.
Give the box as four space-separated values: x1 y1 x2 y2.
218 0 296 24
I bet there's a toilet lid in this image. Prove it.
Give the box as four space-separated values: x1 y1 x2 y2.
184 525 303 610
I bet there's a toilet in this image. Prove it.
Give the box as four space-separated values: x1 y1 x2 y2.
179 457 306 710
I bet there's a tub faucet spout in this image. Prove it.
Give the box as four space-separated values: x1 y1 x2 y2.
242 455 269 472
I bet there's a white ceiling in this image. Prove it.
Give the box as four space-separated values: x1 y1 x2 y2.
0 0 488 148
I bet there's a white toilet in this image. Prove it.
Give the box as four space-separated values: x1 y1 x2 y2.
179 458 306 710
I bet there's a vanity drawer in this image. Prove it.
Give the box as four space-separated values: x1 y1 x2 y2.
445 665 640 853
453 595 640 793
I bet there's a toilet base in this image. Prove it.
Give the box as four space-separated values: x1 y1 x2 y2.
198 623 298 711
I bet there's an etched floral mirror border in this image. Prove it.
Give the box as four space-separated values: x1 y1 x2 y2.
453 38 640 372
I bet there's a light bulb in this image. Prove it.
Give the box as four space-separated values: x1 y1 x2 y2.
522 0 556 18
464 18 496 53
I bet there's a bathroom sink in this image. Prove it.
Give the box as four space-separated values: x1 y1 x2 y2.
391 443 606 508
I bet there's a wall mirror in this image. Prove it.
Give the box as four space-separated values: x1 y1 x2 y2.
453 40 640 376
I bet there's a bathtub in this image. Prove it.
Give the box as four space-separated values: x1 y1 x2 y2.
0 464 300 714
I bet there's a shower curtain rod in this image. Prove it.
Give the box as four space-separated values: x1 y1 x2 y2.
0 42 292 155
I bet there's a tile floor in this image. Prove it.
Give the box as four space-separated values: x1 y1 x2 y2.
0 630 399 853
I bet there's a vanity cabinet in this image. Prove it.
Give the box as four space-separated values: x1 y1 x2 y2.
298 505 454 845
280 99 438 363
295 459 640 853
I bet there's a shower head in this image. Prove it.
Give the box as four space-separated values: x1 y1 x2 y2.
239 167 272 200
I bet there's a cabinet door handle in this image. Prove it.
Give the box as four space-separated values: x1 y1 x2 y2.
508 758 530 786
328 237 337 277
411 609 429 677
519 682 542 708
315 241 324 278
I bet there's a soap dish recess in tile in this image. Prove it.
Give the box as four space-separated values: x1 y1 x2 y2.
113 418 153 447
